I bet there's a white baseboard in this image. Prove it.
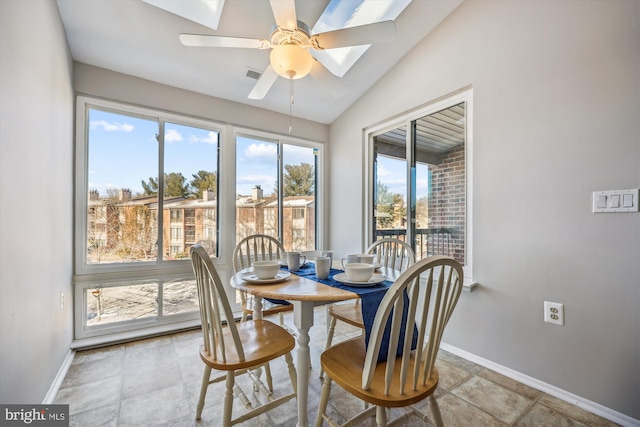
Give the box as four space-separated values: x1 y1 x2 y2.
439 342 640 427
43 349 75 404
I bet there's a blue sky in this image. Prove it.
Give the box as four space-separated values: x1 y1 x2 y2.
88 109 315 197
88 109 428 201
377 155 431 201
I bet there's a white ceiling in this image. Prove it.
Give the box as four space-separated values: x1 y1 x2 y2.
56 0 462 124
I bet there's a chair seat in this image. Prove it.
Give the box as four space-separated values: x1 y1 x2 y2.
328 302 363 328
321 337 439 407
241 295 293 317
200 319 295 371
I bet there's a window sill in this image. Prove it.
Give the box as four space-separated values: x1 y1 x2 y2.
463 277 478 292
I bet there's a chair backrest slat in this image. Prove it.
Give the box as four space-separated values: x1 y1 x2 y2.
361 256 463 394
233 234 285 273
367 238 416 273
191 244 245 363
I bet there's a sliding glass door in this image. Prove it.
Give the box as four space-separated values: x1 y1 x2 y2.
370 99 468 266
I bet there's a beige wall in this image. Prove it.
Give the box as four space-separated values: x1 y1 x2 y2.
0 0 75 403
329 0 639 421
73 63 328 141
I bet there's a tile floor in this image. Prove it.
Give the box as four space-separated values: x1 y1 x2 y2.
55 307 620 427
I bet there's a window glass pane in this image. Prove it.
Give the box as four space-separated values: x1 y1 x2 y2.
86 109 158 264
160 122 219 259
86 281 159 326
414 103 466 263
162 277 198 316
374 154 407 240
235 136 278 240
282 144 316 251
372 102 466 265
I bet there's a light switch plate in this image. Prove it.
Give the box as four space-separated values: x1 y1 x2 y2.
593 189 639 213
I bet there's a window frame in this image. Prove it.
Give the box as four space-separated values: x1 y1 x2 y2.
74 96 226 341
75 96 225 276
73 96 326 343
363 88 475 288
231 126 326 251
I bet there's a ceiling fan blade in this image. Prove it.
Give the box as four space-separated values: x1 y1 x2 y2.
312 20 396 50
309 60 347 98
248 65 279 100
180 34 269 49
142 0 225 30
269 0 297 31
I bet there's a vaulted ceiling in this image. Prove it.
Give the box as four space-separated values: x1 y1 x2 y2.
56 0 462 124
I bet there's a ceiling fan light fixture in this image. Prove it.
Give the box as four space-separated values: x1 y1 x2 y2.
270 44 313 79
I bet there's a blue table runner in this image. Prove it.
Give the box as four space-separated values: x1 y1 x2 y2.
281 263 417 362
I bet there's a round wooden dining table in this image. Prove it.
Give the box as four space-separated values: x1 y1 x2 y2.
230 269 358 427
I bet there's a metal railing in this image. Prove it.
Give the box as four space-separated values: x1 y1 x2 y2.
375 228 454 258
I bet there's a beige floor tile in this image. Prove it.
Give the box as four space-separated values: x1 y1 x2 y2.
432 393 507 426
514 402 589 427
119 383 191 427
54 376 122 416
538 394 620 427
452 376 533 424
56 307 623 427
477 368 543 401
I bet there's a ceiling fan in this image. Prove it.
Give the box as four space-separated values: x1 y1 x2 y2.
143 0 396 100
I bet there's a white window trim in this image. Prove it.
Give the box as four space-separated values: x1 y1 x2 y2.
74 95 227 276
73 96 326 344
363 88 476 291
230 126 327 251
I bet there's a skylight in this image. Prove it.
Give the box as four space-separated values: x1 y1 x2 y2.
142 0 225 30
312 0 411 77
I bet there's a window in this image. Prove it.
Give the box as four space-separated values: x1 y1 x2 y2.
293 208 305 220
235 133 320 252
365 89 473 284
74 97 324 343
75 96 222 340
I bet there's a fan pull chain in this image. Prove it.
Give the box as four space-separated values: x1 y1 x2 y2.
289 77 294 135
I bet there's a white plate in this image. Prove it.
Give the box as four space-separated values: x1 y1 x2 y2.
241 271 291 284
332 273 387 287
372 262 383 269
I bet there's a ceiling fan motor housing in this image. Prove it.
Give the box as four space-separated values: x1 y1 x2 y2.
269 21 313 79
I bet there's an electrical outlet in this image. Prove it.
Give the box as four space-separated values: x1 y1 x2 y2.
544 301 564 326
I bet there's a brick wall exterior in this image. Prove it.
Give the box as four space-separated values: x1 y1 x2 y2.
429 143 466 264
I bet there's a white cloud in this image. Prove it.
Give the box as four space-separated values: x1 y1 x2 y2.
237 174 276 185
244 143 277 160
90 120 134 132
165 128 183 143
377 164 392 177
190 131 218 144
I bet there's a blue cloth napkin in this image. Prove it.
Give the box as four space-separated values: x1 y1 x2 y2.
286 262 417 362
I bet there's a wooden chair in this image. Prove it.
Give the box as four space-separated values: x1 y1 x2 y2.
321 238 415 378
315 256 464 427
190 244 297 426
232 234 293 327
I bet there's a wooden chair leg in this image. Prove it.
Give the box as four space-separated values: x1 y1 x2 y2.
429 394 444 427
375 406 387 427
196 365 212 420
223 372 235 427
285 351 297 393
264 362 274 392
319 316 337 379
315 376 332 427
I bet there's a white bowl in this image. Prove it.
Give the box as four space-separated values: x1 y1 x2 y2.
252 261 281 280
344 262 375 282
